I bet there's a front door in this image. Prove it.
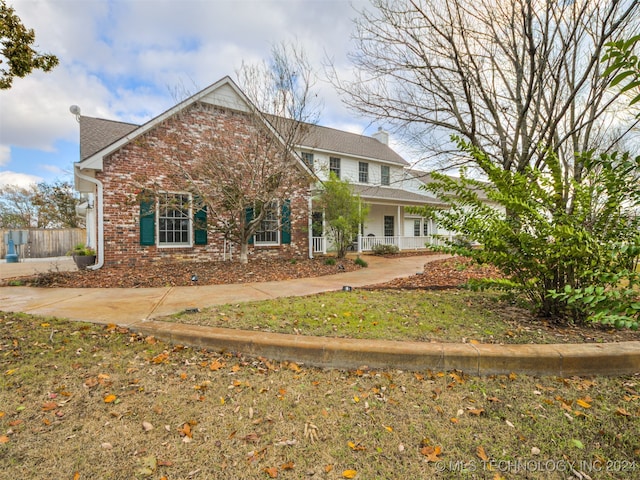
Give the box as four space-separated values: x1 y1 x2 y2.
384 216 394 237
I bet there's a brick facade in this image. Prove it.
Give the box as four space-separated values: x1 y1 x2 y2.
95 102 311 267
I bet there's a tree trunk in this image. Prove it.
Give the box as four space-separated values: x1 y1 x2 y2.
239 242 249 264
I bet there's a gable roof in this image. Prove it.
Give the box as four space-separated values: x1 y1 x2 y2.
77 76 255 170
80 117 137 160
77 76 409 168
296 122 408 166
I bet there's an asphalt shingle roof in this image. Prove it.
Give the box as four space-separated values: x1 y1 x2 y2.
79 113 409 166
79 116 138 160
351 184 444 206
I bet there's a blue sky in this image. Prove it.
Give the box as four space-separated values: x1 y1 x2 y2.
0 0 389 188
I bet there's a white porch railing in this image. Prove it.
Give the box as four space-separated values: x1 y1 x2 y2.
313 234 456 254
359 235 455 252
312 236 326 254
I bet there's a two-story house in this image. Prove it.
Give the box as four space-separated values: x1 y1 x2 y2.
74 76 446 269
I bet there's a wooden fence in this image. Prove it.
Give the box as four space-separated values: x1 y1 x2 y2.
1 229 86 259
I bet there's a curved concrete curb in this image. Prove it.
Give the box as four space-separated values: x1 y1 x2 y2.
133 320 640 376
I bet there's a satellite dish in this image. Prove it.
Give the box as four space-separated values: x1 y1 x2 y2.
69 105 81 122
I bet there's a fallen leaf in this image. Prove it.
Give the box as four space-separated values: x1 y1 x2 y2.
42 402 58 411
142 421 154 431
342 470 357 479
0 435 9 444
151 352 169 364
263 466 278 478
243 432 260 443
420 445 442 462
467 408 484 416
616 407 632 417
288 362 301 372
324 465 333 473
209 360 225 371
571 439 585 449
103 394 117 403
347 441 366 451
477 445 489 462
73 473 80 480
576 399 591 409
179 423 192 438
277 460 294 470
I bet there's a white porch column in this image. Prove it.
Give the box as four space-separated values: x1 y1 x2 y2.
322 209 327 254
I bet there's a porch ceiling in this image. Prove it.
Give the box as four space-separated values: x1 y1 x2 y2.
351 185 446 207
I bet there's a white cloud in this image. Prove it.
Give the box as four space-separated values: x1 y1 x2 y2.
0 171 43 188
0 145 9 166
2 0 378 179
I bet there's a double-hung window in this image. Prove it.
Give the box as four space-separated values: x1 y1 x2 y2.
158 193 192 246
254 201 280 245
414 219 421 237
300 152 314 170
329 157 341 178
381 165 390 186
359 162 369 183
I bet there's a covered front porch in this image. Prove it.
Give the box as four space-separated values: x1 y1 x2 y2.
310 185 453 255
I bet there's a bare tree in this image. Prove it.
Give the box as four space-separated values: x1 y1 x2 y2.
0 184 37 228
138 42 321 264
332 0 639 178
0 181 82 228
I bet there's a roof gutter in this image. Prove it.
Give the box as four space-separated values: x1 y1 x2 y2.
74 168 104 270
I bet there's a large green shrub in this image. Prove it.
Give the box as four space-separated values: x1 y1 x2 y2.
413 138 640 324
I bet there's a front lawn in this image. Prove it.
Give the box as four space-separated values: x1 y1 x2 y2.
1 312 639 479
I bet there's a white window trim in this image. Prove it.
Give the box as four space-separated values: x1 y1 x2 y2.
359 161 369 184
157 192 193 248
254 201 281 246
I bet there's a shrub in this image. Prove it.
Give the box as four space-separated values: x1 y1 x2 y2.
68 243 95 256
324 257 336 266
371 243 399 255
354 256 368 267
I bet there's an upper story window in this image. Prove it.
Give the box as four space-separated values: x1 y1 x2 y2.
381 165 390 186
300 152 314 169
329 157 341 178
359 162 369 183
158 193 191 246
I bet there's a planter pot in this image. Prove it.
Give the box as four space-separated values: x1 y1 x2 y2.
73 254 96 270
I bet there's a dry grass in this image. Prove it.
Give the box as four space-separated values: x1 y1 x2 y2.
2 312 640 479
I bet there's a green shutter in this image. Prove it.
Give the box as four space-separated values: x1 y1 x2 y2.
140 195 155 246
194 203 207 245
281 199 291 244
245 206 254 245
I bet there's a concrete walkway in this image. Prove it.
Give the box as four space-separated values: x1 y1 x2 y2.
2 254 639 376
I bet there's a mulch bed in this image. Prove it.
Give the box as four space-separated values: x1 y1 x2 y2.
365 256 504 289
18 257 363 288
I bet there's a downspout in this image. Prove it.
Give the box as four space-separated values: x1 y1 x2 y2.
308 191 313 259
75 168 104 270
